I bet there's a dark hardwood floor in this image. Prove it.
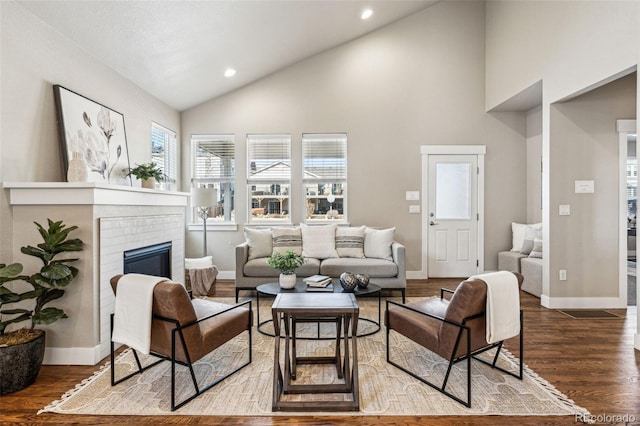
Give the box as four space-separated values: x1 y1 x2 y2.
1 279 638 425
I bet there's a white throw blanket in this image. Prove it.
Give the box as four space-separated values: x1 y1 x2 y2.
111 274 168 354
471 271 520 344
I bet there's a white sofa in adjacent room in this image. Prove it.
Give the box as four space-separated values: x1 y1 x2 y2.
497 222 543 297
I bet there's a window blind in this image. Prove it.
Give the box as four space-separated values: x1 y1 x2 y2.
302 133 347 181
192 134 235 184
247 134 291 182
151 122 177 183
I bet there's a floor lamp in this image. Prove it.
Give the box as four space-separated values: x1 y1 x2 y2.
191 187 217 257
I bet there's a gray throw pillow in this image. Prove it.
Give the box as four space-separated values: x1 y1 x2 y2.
271 227 302 256
336 226 365 258
529 238 543 258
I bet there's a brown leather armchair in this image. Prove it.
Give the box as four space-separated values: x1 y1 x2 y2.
385 273 523 407
110 275 252 411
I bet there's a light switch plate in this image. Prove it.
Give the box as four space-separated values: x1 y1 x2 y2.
559 204 570 216
409 205 421 214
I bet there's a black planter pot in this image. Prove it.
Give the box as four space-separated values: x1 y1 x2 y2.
0 330 45 395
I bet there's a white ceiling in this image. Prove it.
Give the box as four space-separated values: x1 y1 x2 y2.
18 0 438 111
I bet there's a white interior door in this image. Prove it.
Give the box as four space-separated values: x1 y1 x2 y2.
427 154 479 277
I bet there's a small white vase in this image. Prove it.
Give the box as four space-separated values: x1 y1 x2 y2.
141 178 155 189
279 273 297 289
67 151 88 182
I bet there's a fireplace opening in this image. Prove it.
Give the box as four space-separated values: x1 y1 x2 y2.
123 241 172 278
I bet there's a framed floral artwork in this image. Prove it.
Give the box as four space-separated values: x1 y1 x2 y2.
53 85 132 186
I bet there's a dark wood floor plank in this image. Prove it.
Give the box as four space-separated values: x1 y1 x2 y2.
1 279 638 425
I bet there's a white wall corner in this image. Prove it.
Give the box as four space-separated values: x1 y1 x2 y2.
635 333 640 351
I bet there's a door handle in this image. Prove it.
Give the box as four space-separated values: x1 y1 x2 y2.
430 221 439 226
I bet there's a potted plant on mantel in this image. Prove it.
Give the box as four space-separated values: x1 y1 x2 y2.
0 219 83 395
123 162 164 189
267 250 305 289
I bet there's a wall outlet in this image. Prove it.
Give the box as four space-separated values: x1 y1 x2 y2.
559 269 567 281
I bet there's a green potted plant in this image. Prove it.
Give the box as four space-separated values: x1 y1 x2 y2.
123 162 164 189
0 219 83 395
267 250 305 289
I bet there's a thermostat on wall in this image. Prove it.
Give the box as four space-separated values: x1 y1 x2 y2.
574 180 594 193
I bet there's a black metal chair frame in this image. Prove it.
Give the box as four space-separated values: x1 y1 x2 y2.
385 289 523 408
110 300 252 411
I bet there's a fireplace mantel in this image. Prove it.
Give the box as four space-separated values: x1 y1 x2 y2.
4 182 189 206
4 182 188 365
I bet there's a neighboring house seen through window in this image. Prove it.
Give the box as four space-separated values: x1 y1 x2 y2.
247 134 292 223
303 133 347 222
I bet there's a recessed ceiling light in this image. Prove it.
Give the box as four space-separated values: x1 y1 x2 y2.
361 9 373 20
224 68 236 78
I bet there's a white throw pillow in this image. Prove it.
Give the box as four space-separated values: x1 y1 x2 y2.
244 227 273 260
511 222 541 252
301 224 338 259
336 226 365 258
185 256 213 269
510 223 527 252
364 227 395 261
271 227 302 256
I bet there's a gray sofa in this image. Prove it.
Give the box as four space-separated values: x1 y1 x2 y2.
235 240 406 302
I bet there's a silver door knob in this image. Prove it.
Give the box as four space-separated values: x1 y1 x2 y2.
430 221 439 226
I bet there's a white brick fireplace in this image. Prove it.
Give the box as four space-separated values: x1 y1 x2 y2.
4 183 189 365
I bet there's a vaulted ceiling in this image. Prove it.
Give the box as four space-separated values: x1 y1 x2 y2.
18 0 438 111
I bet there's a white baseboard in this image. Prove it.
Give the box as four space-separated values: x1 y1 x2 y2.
406 271 426 280
635 333 640 351
217 270 235 280
43 345 102 365
541 295 627 309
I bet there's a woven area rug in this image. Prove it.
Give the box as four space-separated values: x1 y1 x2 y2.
40 298 589 418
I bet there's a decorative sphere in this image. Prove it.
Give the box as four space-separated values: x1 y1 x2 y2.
355 273 369 289
339 272 357 292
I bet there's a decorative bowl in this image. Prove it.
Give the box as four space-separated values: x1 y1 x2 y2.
355 273 369 289
339 272 357 292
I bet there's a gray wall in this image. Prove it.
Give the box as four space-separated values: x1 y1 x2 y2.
181 1 527 275
486 0 638 109
0 1 181 264
549 74 637 299
486 0 639 311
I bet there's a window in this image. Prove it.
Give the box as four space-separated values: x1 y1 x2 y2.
247 134 291 223
151 123 177 189
303 133 347 222
192 135 235 222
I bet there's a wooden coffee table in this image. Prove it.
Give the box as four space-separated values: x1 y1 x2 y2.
271 292 360 412
256 280 381 338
